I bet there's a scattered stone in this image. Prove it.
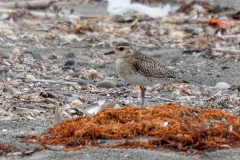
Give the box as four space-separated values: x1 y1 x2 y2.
222 90 233 95
0 50 9 59
10 49 24 63
77 79 87 86
170 31 184 40
62 60 76 70
189 70 199 76
23 51 43 61
88 71 99 79
11 48 21 55
96 80 115 89
64 60 75 66
40 33 56 39
47 103 55 109
172 90 181 96
72 72 81 78
77 79 94 86
182 49 202 55
48 54 58 60
0 29 14 36
108 73 119 78
160 93 176 101
25 75 35 82
32 52 43 61
23 51 33 54
0 68 9 74
116 81 126 87
85 79 94 85
69 99 82 108
215 82 230 90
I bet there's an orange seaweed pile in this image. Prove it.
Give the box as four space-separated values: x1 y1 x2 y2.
21 104 240 154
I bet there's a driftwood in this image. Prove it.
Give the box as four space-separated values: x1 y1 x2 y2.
0 0 58 9
0 8 103 21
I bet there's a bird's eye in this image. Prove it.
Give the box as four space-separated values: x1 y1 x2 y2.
76 110 82 115
119 47 124 51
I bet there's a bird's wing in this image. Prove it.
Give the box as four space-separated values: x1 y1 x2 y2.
132 54 177 79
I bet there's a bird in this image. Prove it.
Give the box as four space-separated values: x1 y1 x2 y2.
104 42 188 106
69 98 118 117
69 99 105 117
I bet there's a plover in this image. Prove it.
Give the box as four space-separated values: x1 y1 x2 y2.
69 98 118 117
105 42 188 106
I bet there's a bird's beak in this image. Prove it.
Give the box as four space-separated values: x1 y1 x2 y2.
104 50 115 55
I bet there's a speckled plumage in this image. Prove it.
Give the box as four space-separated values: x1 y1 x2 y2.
105 42 187 106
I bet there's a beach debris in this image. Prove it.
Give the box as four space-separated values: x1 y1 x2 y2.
208 18 235 34
22 104 240 154
215 82 231 90
107 0 171 18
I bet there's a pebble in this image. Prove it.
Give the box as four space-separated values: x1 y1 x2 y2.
10 72 25 79
182 49 202 55
222 90 233 95
96 80 115 89
88 71 100 80
48 54 57 60
72 71 82 78
160 93 176 101
62 60 76 70
215 82 230 90
189 70 198 76
64 60 75 66
69 99 82 108
32 52 43 60
116 81 126 87
77 79 87 86
72 72 81 78
77 79 94 86
65 52 76 58
0 68 9 74
23 51 43 61
108 73 119 78
25 75 35 82
172 90 181 96
0 50 9 59
50 84 60 90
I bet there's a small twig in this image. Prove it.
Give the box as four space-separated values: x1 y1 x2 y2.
204 91 222 101
45 68 62 74
218 11 238 16
41 63 47 72
14 106 42 113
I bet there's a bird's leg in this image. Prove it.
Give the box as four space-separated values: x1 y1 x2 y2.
140 86 146 106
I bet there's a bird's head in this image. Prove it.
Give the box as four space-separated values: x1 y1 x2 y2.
69 108 85 117
104 42 134 58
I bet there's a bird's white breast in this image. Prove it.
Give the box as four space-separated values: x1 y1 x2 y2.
116 58 160 86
